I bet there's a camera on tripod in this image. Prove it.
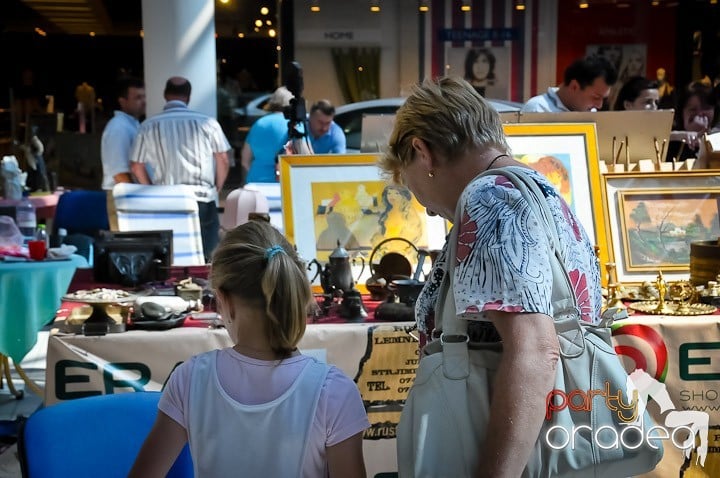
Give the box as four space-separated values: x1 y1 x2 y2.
283 61 306 137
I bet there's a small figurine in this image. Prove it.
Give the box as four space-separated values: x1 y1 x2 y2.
654 271 674 314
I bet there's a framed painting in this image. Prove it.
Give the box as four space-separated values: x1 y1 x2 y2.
604 171 720 284
278 153 447 288
503 123 608 269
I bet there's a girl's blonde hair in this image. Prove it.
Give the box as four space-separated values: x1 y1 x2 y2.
210 221 312 357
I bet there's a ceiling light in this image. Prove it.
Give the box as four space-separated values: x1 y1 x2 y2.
515 0 526 10
237 32 244 38
418 0 429 12
651 0 659 5
370 0 380 12
260 6 269 15
578 0 589 8
268 29 276 37
310 1 320 12
460 1 471 12
254 19 263 27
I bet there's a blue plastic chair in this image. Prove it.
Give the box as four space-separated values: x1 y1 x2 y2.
52 190 110 263
52 190 109 237
18 392 193 478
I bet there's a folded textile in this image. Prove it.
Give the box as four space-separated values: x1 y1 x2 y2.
47 244 77 259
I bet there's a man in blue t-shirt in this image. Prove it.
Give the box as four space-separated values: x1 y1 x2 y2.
241 87 294 183
308 100 346 154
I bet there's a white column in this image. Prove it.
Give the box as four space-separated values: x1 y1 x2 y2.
141 0 218 117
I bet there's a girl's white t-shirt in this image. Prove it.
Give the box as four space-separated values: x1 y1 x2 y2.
160 348 370 477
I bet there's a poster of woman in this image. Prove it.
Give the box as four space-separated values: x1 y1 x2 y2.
445 46 511 100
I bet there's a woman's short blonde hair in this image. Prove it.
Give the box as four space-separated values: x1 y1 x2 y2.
210 221 312 357
380 76 509 182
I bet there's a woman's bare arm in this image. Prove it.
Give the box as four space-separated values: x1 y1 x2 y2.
477 311 560 478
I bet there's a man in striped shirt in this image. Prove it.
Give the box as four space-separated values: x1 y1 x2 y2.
130 77 231 262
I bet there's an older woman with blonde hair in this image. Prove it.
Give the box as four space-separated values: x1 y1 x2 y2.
380 77 603 477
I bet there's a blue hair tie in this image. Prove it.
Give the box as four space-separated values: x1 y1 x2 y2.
265 245 285 261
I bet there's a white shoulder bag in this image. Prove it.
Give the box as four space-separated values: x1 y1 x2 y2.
397 166 663 478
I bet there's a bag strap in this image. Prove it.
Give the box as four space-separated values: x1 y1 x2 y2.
437 166 586 362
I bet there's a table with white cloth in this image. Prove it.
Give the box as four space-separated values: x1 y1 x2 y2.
0 255 86 398
46 320 416 477
45 312 720 477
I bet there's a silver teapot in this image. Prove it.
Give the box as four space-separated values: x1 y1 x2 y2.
319 240 365 294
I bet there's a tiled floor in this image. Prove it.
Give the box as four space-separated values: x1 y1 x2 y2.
0 332 48 478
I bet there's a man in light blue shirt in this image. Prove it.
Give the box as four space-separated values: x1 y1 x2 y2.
308 100 346 154
101 76 145 229
521 56 617 113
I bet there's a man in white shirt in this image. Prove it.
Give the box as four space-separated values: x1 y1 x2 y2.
101 76 146 230
130 77 231 261
521 56 617 113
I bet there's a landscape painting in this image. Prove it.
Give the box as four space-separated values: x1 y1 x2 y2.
618 189 720 271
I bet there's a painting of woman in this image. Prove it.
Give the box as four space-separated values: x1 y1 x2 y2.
464 48 496 97
370 184 425 256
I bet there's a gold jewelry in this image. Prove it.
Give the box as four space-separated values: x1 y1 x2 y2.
428 171 434 178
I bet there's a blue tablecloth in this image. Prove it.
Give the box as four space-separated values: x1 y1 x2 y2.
0 254 87 362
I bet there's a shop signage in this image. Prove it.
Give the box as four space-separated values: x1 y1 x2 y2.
297 29 382 45
439 28 519 42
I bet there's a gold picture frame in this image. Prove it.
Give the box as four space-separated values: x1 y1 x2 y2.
603 171 720 284
503 123 608 270
278 153 447 288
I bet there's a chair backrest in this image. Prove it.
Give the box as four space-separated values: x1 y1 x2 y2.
52 190 109 236
18 392 194 478
221 187 269 232
113 183 205 266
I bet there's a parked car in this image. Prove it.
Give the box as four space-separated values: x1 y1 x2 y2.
334 97 523 152
234 95 522 152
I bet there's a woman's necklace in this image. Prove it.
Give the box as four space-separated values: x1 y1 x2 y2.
484 153 509 171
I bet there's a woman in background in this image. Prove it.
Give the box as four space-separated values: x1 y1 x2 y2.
666 81 717 162
613 76 660 111
464 48 496 97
